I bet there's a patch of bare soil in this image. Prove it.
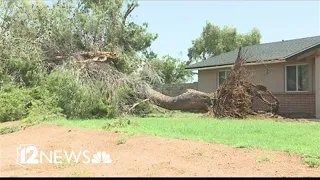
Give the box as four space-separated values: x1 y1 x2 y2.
0 124 319 177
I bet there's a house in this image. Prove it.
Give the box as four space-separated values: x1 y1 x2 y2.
186 36 320 118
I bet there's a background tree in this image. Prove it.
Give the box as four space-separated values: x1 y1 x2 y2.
187 22 261 64
149 55 193 84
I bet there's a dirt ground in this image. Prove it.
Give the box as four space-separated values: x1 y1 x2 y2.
0 124 319 177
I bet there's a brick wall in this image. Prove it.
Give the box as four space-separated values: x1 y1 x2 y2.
154 83 315 118
253 93 315 118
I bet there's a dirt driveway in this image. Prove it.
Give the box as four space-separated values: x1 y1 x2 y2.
0 124 319 177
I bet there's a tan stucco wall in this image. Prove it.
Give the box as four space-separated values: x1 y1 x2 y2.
247 63 285 92
198 58 315 93
198 69 217 93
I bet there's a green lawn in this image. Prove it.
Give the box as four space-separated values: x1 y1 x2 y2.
44 112 320 157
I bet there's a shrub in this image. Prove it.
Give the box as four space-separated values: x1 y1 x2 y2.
132 101 155 116
114 86 154 116
304 156 320 168
255 155 272 162
115 135 128 145
0 126 20 135
0 38 47 87
0 86 33 122
102 118 131 130
43 68 118 119
21 99 66 124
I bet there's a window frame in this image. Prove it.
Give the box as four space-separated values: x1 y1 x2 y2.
284 64 309 92
217 70 230 88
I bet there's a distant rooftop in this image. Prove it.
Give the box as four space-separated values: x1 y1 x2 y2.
186 35 320 69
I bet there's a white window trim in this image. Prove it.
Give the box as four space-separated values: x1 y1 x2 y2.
217 70 230 88
284 63 309 93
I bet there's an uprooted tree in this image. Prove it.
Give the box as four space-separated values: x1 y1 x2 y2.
0 0 279 122
146 48 280 118
59 48 279 119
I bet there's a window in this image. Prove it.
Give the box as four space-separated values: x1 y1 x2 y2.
286 64 308 92
218 71 229 87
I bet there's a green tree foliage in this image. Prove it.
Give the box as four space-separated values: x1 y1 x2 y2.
187 22 262 64
0 0 159 122
150 55 192 84
79 0 158 73
0 0 158 73
0 85 32 122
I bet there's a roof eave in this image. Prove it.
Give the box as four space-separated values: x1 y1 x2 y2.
285 43 320 60
186 59 287 71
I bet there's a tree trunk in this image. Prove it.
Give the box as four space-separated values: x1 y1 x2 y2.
143 87 214 112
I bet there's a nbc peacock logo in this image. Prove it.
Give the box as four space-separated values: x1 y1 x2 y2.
91 152 112 164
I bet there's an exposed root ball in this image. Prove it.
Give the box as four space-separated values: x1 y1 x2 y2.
212 48 279 118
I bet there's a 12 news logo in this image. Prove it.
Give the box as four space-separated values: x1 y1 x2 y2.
16 144 112 167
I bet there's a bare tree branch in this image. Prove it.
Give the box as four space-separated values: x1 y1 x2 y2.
128 98 150 112
123 2 137 24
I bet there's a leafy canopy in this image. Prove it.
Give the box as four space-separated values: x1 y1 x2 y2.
187 22 261 64
150 55 193 84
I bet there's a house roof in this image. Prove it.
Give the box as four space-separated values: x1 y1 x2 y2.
186 35 320 69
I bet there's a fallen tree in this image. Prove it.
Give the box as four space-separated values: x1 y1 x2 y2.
52 48 279 118
143 48 279 118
